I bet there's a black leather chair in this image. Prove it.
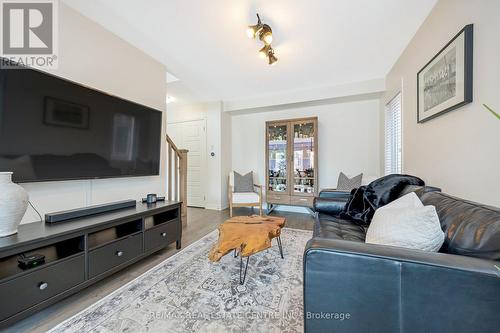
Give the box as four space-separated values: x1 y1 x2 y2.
304 186 500 333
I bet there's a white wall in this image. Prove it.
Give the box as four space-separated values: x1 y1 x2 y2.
205 104 223 210
382 0 500 206
167 101 231 210
166 102 214 124
20 3 167 224
231 98 381 211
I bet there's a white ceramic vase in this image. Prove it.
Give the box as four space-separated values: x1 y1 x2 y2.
0 172 29 237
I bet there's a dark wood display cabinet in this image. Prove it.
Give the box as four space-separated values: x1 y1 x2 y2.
0 201 181 328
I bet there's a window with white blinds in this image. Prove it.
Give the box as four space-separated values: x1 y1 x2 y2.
384 93 402 175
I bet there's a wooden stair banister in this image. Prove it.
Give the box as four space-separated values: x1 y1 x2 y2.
166 134 188 227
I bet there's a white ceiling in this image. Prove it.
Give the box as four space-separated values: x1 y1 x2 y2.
63 0 436 105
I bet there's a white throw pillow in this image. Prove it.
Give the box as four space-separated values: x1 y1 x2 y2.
366 193 445 252
378 191 423 210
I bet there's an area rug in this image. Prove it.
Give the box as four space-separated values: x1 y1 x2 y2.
49 227 312 333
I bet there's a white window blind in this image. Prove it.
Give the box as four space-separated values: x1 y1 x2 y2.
384 93 402 175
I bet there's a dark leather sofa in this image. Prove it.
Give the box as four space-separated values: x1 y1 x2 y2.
304 185 500 333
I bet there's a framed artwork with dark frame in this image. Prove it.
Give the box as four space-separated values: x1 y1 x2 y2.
417 24 473 123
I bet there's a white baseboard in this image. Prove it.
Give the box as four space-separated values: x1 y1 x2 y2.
204 204 228 211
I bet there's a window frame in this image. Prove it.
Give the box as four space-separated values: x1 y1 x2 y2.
384 92 402 175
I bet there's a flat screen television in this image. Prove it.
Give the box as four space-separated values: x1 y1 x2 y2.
0 61 162 183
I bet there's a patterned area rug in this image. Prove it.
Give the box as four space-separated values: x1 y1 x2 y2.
49 227 312 333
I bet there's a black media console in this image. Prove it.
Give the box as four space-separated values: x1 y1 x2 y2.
0 201 182 328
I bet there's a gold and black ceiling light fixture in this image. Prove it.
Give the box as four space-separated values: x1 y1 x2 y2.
247 14 278 65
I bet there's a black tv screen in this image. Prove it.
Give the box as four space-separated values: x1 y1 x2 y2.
0 63 162 182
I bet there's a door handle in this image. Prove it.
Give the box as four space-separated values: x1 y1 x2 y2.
38 282 48 290
161 232 167 237
115 251 124 257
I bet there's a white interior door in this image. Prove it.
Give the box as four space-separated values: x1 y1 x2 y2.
167 120 206 208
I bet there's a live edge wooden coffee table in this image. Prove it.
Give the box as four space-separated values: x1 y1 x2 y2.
208 215 286 284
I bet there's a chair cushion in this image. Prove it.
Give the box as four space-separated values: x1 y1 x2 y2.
314 214 366 242
234 171 254 192
232 192 260 204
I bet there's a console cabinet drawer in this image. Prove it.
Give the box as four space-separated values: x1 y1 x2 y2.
145 220 179 252
88 233 142 278
290 196 314 207
266 193 290 205
0 255 84 320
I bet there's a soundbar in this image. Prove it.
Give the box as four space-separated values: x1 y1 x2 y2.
45 200 137 223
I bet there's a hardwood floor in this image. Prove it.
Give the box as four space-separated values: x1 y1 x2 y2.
4 207 313 333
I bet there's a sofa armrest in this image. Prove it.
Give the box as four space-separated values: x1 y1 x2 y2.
304 238 500 333
319 188 352 199
313 197 348 215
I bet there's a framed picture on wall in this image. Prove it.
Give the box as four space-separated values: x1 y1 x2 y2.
417 24 473 123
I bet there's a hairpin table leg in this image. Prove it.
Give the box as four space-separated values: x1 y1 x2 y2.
239 255 250 284
277 235 284 259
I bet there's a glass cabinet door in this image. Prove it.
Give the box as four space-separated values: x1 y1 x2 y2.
292 120 316 195
267 123 288 192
